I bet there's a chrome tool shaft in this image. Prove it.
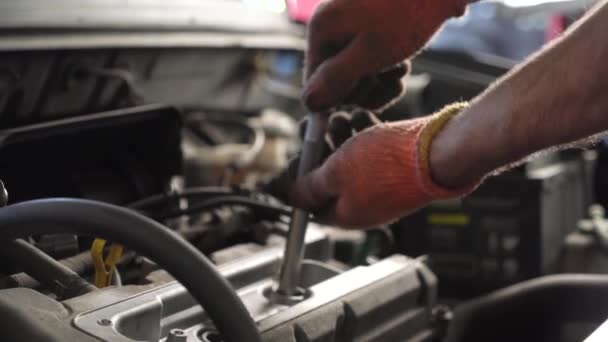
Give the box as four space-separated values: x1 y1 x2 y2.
276 112 327 297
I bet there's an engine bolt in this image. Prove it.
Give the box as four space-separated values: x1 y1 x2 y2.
166 329 187 342
97 318 113 327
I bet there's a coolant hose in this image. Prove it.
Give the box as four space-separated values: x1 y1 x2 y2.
446 274 608 342
0 239 97 299
7 250 134 290
0 198 261 342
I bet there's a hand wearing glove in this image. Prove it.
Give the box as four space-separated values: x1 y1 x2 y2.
284 103 481 229
304 0 469 112
265 61 410 203
340 61 410 113
265 108 385 203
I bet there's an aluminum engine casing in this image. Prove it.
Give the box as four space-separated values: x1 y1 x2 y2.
0 225 439 342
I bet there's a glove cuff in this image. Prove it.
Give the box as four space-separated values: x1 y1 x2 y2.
415 102 482 199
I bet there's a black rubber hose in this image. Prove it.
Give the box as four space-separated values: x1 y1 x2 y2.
446 274 608 342
7 250 135 290
0 239 97 299
156 195 291 220
0 180 97 299
0 198 261 342
127 186 232 210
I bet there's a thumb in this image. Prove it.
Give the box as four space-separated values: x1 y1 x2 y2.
288 162 337 212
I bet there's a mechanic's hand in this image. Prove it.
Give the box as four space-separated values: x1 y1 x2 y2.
288 103 480 229
304 0 468 112
265 109 382 202
340 61 410 113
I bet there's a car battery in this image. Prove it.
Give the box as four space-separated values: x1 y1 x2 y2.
393 154 593 298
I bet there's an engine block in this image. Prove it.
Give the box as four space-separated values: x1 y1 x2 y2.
0 226 438 342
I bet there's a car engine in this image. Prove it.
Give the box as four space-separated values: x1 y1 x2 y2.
0 3 443 341
0 59 443 342
2 1 608 342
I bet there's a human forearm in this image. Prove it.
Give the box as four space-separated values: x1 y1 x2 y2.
430 0 608 188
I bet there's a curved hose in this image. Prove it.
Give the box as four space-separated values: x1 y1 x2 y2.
0 180 96 299
127 186 232 210
221 123 265 186
186 116 266 186
0 198 261 342
0 239 97 299
231 121 265 170
156 195 291 220
7 250 134 290
187 117 265 168
446 274 608 342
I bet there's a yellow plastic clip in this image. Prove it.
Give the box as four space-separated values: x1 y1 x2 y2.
91 238 124 288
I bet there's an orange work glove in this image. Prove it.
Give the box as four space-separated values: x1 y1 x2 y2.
265 62 410 203
304 0 469 111
265 109 384 202
289 103 481 229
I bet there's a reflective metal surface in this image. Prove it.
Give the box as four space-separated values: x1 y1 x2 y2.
72 225 437 342
73 226 331 341
277 112 327 297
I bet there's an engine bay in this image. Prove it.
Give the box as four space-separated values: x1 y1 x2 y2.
0 102 438 342
2 2 608 341
0 44 442 341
